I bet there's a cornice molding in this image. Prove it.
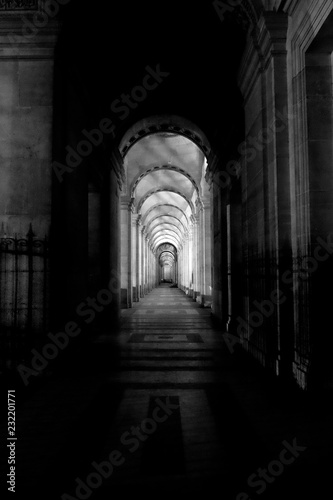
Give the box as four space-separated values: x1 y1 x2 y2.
238 11 288 101
258 12 289 63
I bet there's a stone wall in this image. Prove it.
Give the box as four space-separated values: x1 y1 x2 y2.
232 0 333 389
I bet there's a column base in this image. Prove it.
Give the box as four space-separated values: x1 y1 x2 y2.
196 294 212 307
121 288 132 308
226 316 240 334
132 286 139 302
203 294 212 308
121 288 128 308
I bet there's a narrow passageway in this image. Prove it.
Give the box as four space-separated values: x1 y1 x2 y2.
2 286 333 499
74 283 265 497
96 283 235 494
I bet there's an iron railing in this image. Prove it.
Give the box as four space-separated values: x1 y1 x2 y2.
0 224 49 372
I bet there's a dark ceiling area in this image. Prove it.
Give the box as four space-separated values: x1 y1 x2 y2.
56 0 247 148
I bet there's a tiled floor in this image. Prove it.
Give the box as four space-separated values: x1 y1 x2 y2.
1 285 333 499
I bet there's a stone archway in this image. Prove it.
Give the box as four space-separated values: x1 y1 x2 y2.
119 117 213 307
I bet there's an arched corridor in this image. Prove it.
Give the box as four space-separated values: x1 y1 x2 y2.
120 125 212 307
1 0 333 498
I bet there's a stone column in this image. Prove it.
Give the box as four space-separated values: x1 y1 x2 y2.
151 247 156 289
203 199 212 306
131 214 139 302
157 250 160 287
147 243 151 292
197 198 212 307
144 233 149 294
210 174 221 323
152 247 156 289
120 197 133 308
136 215 142 300
196 200 204 303
184 232 189 294
228 185 242 334
183 244 186 291
141 227 146 296
192 215 199 301
261 13 292 379
211 167 229 329
148 239 151 292
178 246 183 290
106 156 122 330
238 11 292 377
175 258 178 286
188 221 194 297
150 246 154 291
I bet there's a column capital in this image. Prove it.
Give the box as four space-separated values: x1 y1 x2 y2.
192 214 200 224
204 168 214 187
199 197 211 210
121 196 135 211
129 198 136 213
238 11 288 102
132 213 141 225
257 11 289 64
195 198 204 212
190 214 197 225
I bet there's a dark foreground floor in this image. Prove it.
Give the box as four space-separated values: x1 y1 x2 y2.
1 284 332 499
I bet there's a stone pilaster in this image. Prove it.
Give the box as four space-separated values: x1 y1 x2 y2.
237 11 293 377
0 5 60 237
120 197 134 308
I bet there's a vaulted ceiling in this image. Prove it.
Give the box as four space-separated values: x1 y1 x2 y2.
123 132 208 252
